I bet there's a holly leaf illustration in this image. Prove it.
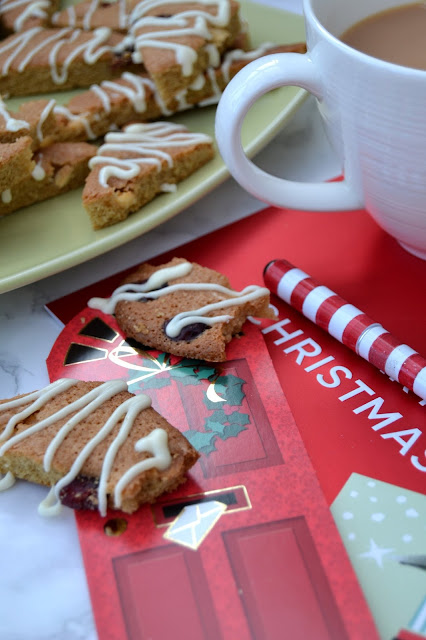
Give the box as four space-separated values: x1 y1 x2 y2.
218 375 246 406
227 410 251 426
178 358 201 368
169 366 201 386
203 410 250 439
196 366 217 380
184 430 218 454
204 410 226 431
219 423 248 440
206 413 250 438
204 419 225 434
171 367 198 377
137 376 171 390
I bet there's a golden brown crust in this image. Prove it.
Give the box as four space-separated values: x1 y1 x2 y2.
114 257 274 361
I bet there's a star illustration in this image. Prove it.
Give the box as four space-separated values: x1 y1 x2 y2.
359 538 395 568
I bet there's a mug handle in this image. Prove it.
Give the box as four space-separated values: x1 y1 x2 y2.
215 53 362 211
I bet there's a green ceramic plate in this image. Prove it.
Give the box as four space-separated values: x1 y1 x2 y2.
0 2 306 293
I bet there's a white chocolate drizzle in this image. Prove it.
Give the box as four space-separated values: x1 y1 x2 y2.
48 27 113 85
36 98 55 141
0 378 172 517
88 259 270 337
88 121 212 188
89 83 113 113
129 0 231 30
53 104 96 139
204 42 220 67
160 182 177 192
189 74 205 91
0 470 15 490
221 42 275 83
198 66 221 106
31 161 45 181
53 0 233 35
92 72 172 116
1 189 11 203
0 378 77 443
130 15 209 75
0 0 50 32
0 96 29 132
0 26 116 85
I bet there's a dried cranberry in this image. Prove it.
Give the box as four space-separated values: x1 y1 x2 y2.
60 475 99 511
164 320 208 342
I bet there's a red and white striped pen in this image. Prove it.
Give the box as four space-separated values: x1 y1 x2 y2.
264 259 426 402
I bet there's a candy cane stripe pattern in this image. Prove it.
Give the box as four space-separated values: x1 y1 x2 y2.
264 259 426 402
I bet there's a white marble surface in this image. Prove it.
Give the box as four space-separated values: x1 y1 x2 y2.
0 2 342 638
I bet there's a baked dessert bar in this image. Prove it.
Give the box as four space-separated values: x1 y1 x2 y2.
0 379 199 515
0 42 305 149
0 141 96 216
82 121 214 229
129 1 242 103
0 26 134 97
88 257 275 361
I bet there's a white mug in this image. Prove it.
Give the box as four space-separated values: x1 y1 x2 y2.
215 0 426 260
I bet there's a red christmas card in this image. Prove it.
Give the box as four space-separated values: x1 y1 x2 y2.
46 278 379 639
46 203 426 640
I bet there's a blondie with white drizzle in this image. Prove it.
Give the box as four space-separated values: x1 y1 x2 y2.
0 0 59 34
82 121 214 228
0 379 199 516
0 26 135 96
88 257 275 361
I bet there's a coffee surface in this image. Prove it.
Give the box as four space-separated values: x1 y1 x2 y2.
341 3 426 70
